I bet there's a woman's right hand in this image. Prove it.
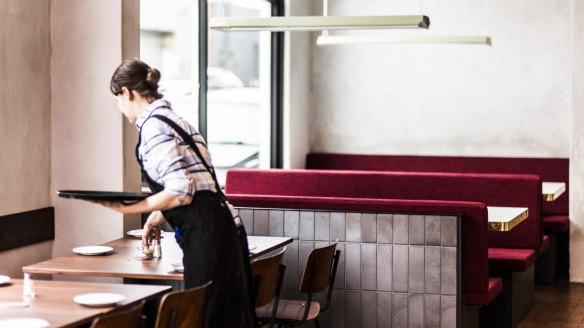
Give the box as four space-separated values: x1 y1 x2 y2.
142 211 165 245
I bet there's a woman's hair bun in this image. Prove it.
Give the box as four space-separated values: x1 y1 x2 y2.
146 68 161 86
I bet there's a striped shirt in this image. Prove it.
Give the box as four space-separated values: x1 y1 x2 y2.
135 99 217 196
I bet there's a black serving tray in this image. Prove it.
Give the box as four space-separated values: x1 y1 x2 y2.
57 190 149 204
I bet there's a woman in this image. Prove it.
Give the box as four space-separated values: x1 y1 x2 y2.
98 58 258 327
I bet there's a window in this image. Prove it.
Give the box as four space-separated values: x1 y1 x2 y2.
140 0 283 188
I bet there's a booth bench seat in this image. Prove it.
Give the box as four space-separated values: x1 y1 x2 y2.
306 152 570 282
228 194 498 327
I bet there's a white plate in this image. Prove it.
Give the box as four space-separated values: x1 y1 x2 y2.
248 244 257 251
73 292 126 307
72 246 113 256
126 229 165 238
0 275 11 285
170 263 184 273
0 318 49 328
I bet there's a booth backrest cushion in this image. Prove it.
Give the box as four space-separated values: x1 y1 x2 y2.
225 169 542 249
306 153 567 216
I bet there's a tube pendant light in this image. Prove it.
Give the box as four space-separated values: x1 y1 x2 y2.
316 34 492 46
209 15 430 32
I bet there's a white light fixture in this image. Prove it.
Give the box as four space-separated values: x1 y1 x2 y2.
209 15 430 32
316 34 492 46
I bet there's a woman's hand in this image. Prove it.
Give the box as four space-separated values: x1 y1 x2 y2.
142 211 165 245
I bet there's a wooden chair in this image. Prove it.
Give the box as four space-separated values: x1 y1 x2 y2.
154 280 213 328
90 300 145 328
252 248 286 328
256 241 340 328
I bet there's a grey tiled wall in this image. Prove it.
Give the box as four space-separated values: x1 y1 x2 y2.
237 208 460 328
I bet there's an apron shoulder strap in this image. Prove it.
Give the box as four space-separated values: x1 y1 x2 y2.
151 114 224 196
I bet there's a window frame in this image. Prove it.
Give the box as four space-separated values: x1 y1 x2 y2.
198 0 284 169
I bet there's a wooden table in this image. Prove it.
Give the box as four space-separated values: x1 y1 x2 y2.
487 206 529 232
0 279 170 328
542 182 566 201
23 235 292 281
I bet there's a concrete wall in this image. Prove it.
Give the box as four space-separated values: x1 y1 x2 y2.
0 0 53 278
308 0 571 157
50 0 141 258
571 0 584 282
284 0 313 169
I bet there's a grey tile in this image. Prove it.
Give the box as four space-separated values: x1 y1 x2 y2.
346 212 362 242
362 213 377 243
441 216 458 247
409 294 425 328
239 208 254 234
361 243 377 291
269 210 284 237
392 293 408 328
393 214 409 244
298 241 315 286
409 215 425 245
284 210 299 239
330 212 346 242
299 211 315 240
425 295 441 328
441 247 457 295
346 291 361 328
393 245 408 292
315 211 330 241
283 241 299 287
334 243 346 289
377 244 392 291
331 289 346 328
361 291 377 328
253 210 269 236
441 296 456 328
409 246 425 293
425 215 441 246
345 243 361 290
425 246 441 294
377 293 392 328
377 214 393 243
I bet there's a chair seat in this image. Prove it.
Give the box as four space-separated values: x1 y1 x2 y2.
256 299 321 322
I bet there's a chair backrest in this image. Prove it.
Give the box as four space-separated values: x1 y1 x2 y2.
90 300 144 328
154 280 213 328
299 241 339 294
251 248 286 307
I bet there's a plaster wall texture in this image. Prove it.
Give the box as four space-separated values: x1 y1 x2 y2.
0 0 52 276
570 0 584 282
308 0 571 158
284 0 313 169
50 0 141 257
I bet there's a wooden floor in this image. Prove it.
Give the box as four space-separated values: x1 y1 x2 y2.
519 282 584 327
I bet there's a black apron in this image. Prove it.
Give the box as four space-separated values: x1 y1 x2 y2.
136 112 258 328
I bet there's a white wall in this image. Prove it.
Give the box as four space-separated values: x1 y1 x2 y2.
309 0 571 158
0 0 53 278
50 0 141 257
570 0 584 282
284 0 313 169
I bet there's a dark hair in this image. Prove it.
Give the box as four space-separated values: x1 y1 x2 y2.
110 58 163 99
